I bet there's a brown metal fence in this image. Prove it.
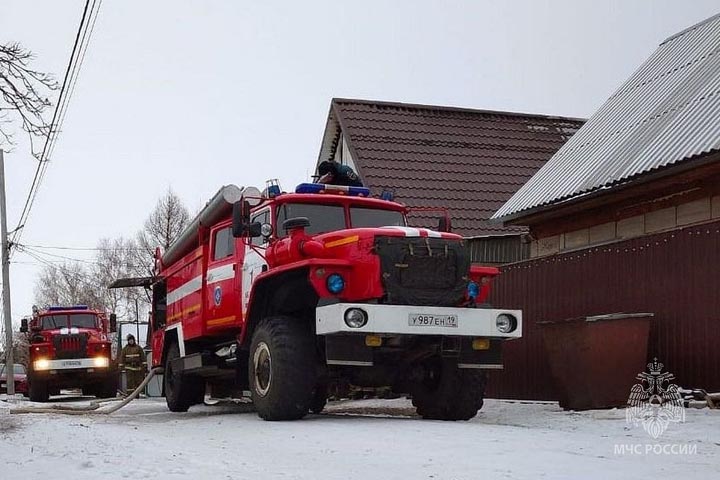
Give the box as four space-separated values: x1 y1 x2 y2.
487 220 720 400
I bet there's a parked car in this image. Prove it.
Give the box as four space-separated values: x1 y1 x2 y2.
0 363 29 396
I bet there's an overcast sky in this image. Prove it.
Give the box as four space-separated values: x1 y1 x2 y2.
1 0 718 324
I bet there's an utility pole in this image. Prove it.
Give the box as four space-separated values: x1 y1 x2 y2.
0 150 15 395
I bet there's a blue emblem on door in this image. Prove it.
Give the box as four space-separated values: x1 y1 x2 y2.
214 285 222 306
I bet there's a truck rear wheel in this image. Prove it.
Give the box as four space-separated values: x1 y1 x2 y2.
249 316 317 421
164 342 204 412
412 358 487 421
29 378 49 402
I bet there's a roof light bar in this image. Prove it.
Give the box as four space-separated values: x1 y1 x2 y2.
47 305 90 311
295 183 370 197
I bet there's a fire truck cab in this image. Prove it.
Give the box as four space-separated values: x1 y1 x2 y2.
20 305 117 402
119 183 522 420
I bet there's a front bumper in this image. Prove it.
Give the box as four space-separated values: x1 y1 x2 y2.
316 303 522 338
32 357 112 374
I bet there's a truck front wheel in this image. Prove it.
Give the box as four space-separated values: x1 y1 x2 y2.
249 316 317 421
28 378 49 402
164 342 204 412
412 358 487 421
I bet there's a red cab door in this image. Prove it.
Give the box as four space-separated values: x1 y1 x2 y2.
206 224 240 330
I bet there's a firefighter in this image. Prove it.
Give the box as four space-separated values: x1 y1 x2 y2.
119 334 147 394
317 161 364 187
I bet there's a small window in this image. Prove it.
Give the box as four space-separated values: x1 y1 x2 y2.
251 210 270 246
213 227 234 260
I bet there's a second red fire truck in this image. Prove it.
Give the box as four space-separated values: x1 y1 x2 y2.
114 182 522 420
20 305 118 401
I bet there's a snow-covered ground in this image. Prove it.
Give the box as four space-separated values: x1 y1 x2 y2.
1 395 719 479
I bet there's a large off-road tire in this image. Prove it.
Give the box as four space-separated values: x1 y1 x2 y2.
249 316 317 421
164 342 204 412
412 358 487 421
28 378 49 402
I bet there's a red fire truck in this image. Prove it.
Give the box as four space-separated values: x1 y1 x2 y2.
20 305 118 402
114 183 522 420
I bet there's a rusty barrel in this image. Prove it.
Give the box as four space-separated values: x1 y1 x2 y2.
538 313 653 410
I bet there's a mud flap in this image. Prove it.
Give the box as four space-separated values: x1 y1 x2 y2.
325 335 373 367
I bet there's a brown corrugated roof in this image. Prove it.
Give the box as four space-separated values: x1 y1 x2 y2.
317 98 585 236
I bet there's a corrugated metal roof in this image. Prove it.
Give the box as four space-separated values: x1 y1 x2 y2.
317 98 584 236
493 13 720 221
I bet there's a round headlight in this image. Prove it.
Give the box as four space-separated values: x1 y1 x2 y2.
326 273 345 294
344 308 368 328
260 223 273 237
496 314 517 333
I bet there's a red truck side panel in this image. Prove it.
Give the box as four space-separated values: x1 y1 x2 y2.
166 247 205 340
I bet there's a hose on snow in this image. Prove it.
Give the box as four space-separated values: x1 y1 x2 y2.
10 367 164 415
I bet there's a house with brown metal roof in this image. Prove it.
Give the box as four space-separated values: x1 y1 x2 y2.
315 98 584 264
489 13 720 401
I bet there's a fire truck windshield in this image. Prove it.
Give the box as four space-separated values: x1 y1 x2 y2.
350 207 405 228
40 314 98 330
276 203 345 236
276 203 406 237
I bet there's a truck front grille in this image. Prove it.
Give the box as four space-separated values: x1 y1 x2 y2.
374 236 470 306
53 334 88 359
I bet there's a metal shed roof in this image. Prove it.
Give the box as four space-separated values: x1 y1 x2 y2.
493 13 720 221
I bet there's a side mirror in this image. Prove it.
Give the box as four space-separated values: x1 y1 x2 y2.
246 222 262 238
109 313 117 333
20 318 28 333
438 216 452 233
232 200 254 238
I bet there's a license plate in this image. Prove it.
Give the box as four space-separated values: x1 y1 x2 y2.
409 314 458 328
1 382 6 388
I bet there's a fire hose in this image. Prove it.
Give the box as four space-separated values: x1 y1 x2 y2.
680 388 720 409
10 367 164 415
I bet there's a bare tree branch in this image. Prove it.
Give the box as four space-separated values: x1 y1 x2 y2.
0 42 59 158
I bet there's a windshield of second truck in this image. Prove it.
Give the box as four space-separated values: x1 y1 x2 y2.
40 314 98 329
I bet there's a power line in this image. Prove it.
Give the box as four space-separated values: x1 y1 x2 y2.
19 243 145 252
17 245 101 266
10 0 103 251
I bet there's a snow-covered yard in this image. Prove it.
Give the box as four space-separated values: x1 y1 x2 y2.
1 395 719 479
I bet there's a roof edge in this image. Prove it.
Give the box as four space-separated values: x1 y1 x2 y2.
331 97 586 124
492 149 720 224
661 12 720 45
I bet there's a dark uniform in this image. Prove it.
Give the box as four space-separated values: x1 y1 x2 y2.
317 161 364 187
119 334 147 393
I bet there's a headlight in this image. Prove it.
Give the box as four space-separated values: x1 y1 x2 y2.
326 273 345 294
496 314 517 333
344 308 368 328
34 358 51 371
93 357 110 368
